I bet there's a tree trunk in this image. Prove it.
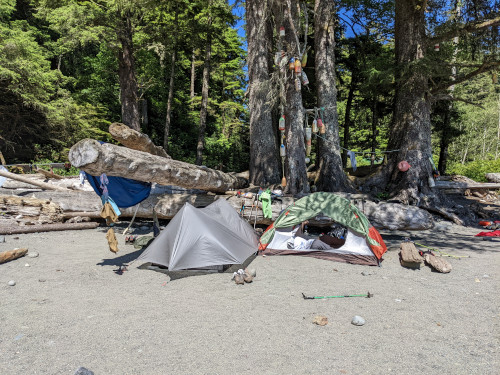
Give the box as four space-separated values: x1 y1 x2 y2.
438 104 452 174
247 0 281 186
116 10 140 131
68 139 248 193
314 0 353 193
382 0 433 203
282 0 309 195
342 81 355 167
190 49 196 102
109 122 170 158
164 12 178 152
196 17 213 166
370 98 378 168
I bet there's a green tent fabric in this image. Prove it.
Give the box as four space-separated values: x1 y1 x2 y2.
259 189 273 219
260 192 380 247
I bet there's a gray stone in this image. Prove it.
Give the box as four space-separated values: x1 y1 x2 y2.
74 367 94 375
8 280 16 286
351 315 365 326
27 252 39 258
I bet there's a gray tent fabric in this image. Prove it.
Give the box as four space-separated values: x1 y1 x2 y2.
136 198 259 271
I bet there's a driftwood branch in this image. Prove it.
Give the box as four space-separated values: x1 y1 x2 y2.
0 248 28 264
68 139 248 193
0 169 70 192
0 222 99 235
109 122 171 159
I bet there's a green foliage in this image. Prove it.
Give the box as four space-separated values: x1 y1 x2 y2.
447 159 500 182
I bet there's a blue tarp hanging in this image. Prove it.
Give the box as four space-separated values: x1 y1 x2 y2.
85 172 151 208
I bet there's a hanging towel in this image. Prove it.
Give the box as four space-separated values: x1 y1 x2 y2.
348 150 357 171
259 189 273 219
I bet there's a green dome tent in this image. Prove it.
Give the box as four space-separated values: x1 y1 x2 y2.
259 192 387 266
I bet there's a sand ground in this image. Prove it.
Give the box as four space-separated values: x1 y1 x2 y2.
0 222 499 375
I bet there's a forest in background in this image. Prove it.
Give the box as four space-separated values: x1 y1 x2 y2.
1 0 499 181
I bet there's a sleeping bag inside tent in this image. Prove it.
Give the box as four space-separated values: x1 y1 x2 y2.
259 192 387 266
136 198 259 271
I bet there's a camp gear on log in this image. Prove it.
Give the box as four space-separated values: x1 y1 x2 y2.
0 248 28 264
302 292 373 300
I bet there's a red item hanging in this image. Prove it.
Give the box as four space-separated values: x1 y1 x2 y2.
398 160 411 172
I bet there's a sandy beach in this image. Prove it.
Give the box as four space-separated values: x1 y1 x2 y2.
0 221 499 375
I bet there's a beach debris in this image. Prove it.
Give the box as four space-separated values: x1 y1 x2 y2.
313 315 328 326
351 316 365 326
8 280 16 286
423 253 452 273
74 367 94 375
361 271 373 276
246 268 257 277
302 292 373 300
0 235 5 243
233 274 244 285
399 242 423 269
27 252 39 258
24 263 30 267
0 248 28 264
475 278 481 282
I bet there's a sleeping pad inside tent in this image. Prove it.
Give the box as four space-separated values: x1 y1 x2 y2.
135 198 259 271
258 192 387 266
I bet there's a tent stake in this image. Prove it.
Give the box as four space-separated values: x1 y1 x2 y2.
302 292 373 300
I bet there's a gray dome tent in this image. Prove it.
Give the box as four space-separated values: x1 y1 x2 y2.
136 198 259 271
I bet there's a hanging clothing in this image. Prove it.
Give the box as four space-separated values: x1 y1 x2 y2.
348 150 357 171
259 189 273 219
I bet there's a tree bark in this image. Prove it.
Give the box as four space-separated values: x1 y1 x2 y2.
109 123 170 158
342 81 355 167
314 0 354 192
164 12 178 152
117 10 140 131
282 0 309 195
247 0 281 186
196 16 213 166
68 139 248 193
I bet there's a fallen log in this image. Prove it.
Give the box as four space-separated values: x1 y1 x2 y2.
36 167 65 180
69 139 248 193
0 248 28 264
109 122 171 159
0 169 70 192
435 181 500 190
0 222 100 235
485 173 500 183
399 242 424 269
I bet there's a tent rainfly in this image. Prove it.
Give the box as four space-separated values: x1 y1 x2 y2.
136 198 259 271
259 192 387 266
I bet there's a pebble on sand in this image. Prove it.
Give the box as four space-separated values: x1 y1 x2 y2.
8 280 16 286
351 316 365 326
27 252 39 258
313 315 328 326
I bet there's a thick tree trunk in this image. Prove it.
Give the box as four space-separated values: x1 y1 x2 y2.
314 0 354 192
109 122 170 158
68 139 248 193
117 10 140 131
282 0 309 195
196 18 213 166
164 12 178 152
381 0 433 204
247 0 281 186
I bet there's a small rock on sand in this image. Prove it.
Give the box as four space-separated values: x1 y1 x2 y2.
351 316 365 326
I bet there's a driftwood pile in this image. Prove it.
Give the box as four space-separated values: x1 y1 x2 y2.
2 123 497 235
399 242 452 273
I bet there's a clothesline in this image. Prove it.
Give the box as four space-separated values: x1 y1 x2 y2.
313 133 400 155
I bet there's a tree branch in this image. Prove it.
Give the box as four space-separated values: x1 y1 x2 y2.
428 16 500 45
430 94 486 109
430 60 500 95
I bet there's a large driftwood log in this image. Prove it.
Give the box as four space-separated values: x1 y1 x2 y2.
0 169 70 192
0 248 28 264
435 181 500 190
485 173 500 183
0 222 99 235
69 139 248 193
399 242 424 269
109 122 171 159
0 195 64 225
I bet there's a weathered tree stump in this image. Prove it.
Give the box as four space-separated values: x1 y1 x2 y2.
399 242 424 269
